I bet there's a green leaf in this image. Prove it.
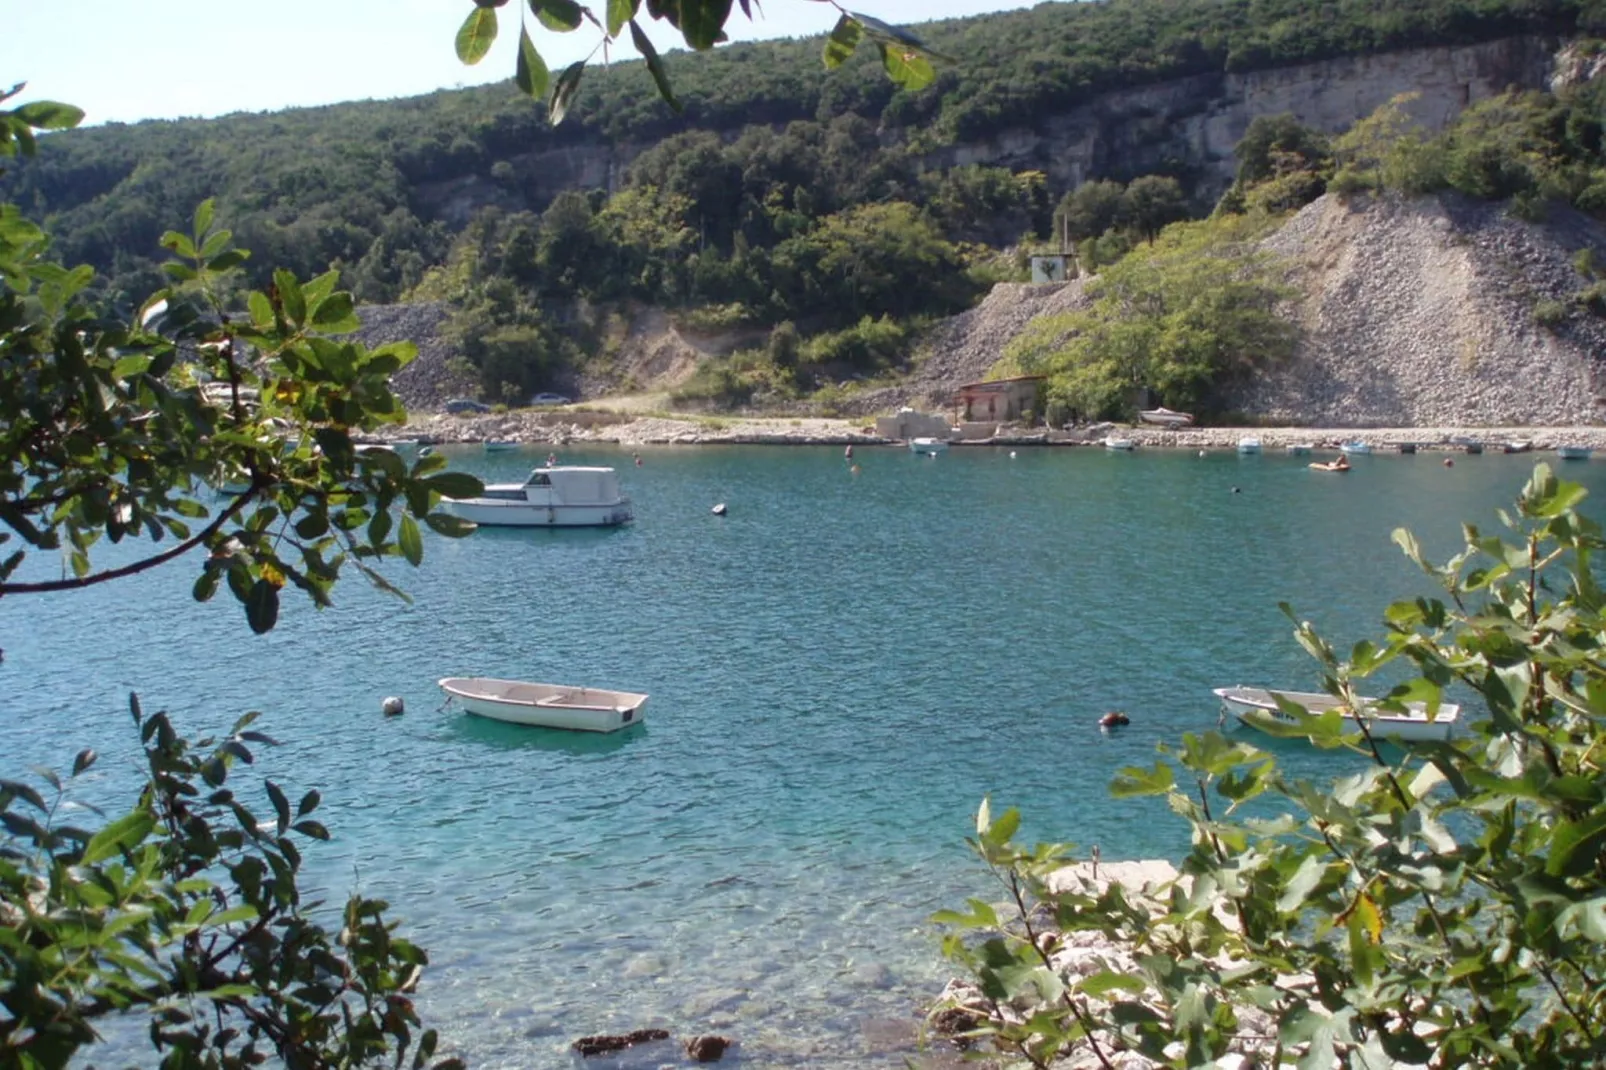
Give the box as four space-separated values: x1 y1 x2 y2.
1075 970 1147 997
245 578 280 634
398 513 423 567
876 40 936 91
82 811 156 864
160 230 197 258
193 199 215 238
607 0 639 36
1110 761 1174 797
424 471 484 500
267 779 290 833
678 0 731 50
630 20 681 111
823 14 863 69
536 0 584 31
273 269 306 326
549 61 585 125
515 27 550 100
424 512 477 537
14 100 85 131
310 291 357 331
456 6 499 64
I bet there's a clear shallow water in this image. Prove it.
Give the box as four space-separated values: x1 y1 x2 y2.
4 446 1601 1068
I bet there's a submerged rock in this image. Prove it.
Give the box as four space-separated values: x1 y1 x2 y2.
684 1034 734 1062
571 1028 670 1057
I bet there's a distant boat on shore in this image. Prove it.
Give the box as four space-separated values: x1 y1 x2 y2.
1103 435 1135 451
1237 437 1262 454
1138 407 1194 428
1557 445 1594 461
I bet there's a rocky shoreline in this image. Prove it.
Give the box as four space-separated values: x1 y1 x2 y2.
371 409 1606 453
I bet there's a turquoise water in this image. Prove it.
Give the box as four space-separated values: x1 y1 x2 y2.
3 446 1600 1067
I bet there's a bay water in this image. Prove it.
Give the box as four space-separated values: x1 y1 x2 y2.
3 445 1598 1067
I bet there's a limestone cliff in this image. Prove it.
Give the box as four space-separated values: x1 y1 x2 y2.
416 35 1558 225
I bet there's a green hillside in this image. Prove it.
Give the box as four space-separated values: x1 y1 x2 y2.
4 0 1603 408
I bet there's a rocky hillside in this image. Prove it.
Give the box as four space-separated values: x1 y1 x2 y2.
1230 191 1606 426
371 190 1606 428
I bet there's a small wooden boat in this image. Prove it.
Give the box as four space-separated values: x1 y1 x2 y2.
1557 445 1594 461
1502 440 1533 454
1236 437 1262 454
439 677 648 733
1138 407 1193 428
1284 443 1313 456
1339 441 1371 455
484 440 519 452
1450 436 1483 455
909 437 949 455
1213 685 1460 743
1103 435 1135 451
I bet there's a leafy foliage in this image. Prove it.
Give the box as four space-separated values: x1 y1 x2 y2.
934 464 1606 1068
0 699 460 1069
2 90 469 1069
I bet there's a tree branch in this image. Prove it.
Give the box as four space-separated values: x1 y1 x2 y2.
0 489 255 597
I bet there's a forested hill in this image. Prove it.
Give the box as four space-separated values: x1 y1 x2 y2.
5 0 1593 302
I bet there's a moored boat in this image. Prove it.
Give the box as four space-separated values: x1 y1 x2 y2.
1557 444 1594 461
909 437 949 455
443 466 633 527
1138 406 1194 428
1213 685 1460 743
1450 436 1483 455
1339 440 1371 455
484 440 519 452
1284 443 1313 456
1103 435 1135 451
439 677 648 733
1236 437 1262 454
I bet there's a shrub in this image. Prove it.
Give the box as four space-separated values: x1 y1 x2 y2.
933 465 1606 1069
1534 298 1569 328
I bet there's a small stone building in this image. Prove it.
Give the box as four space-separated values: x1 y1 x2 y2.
952 376 1046 423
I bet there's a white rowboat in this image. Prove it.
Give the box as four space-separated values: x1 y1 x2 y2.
439 677 648 733
1103 436 1135 451
909 437 949 454
1213 685 1460 743
1558 445 1593 461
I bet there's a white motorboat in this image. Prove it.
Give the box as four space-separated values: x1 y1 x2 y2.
1237 437 1262 454
1138 407 1194 428
909 437 949 455
443 466 632 527
1213 685 1461 743
1339 440 1371 455
484 440 519 452
1103 435 1135 451
1285 443 1313 456
439 677 648 733
1558 445 1594 461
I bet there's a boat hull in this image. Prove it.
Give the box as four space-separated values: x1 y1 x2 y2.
444 499 632 527
1558 446 1593 461
1214 686 1459 743
909 438 949 454
440 677 648 733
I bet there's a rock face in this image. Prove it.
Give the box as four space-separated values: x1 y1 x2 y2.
1229 191 1606 426
350 301 478 411
417 37 1555 220
924 36 1554 201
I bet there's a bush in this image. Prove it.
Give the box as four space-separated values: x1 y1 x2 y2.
934 464 1606 1069
1534 298 1569 328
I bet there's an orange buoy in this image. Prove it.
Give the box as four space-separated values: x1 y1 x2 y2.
1098 711 1130 729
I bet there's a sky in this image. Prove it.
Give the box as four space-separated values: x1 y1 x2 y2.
6 0 1043 126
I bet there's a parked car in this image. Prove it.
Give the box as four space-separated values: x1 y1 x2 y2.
529 392 571 406
445 398 491 414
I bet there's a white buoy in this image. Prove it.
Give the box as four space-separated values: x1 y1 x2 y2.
711 503 727 516
1010 451 1017 458
382 696 405 716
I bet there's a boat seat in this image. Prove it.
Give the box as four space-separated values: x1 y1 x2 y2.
536 695 618 712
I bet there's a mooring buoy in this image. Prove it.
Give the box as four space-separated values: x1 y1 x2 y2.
382 696 405 716
711 503 727 516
